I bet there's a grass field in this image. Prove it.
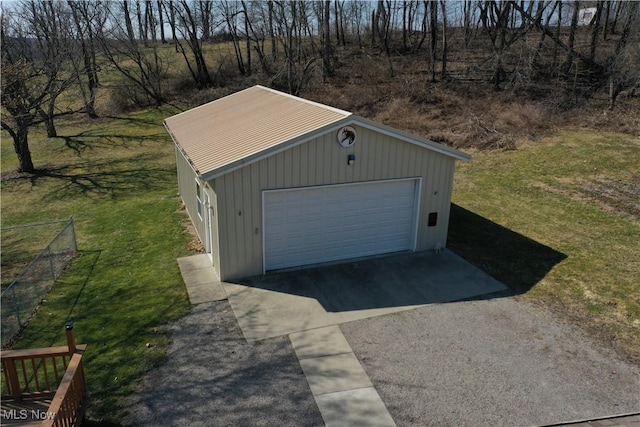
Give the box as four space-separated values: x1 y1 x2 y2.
1 108 194 421
1 108 638 423
450 130 640 363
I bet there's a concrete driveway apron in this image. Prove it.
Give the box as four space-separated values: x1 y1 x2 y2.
221 249 507 341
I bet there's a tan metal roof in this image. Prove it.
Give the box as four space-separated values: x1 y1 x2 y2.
165 85 351 177
165 85 470 180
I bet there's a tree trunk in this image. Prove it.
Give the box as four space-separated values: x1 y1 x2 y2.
245 12 251 75
552 0 562 70
440 0 447 79
402 1 408 51
588 2 603 61
157 0 166 43
136 1 146 45
463 0 472 48
144 0 151 44
14 121 35 174
168 1 177 51
429 0 437 82
323 0 332 79
334 0 340 46
43 104 57 137
123 0 136 42
611 0 623 35
371 9 377 46
268 0 276 61
564 1 580 74
614 1 638 55
338 1 345 46
603 0 610 40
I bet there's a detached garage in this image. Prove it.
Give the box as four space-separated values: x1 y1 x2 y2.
165 85 470 281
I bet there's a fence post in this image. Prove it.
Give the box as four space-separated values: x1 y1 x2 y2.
11 285 22 327
47 246 56 282
66 321 76 355
69 217 77 253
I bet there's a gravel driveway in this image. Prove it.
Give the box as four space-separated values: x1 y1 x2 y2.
341 297 640 427
123 301 323 427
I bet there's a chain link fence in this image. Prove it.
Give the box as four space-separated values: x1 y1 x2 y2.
1 218 77 348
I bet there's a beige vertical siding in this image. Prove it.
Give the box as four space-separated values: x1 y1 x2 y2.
176 146 204 241
210 124 457 281
176 146 221 274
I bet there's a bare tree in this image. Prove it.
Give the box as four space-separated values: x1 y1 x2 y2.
67 0 103 118
1 5 77 173
271 1 317 95
479 0 541 90
170 0 213 88
96 1 168 106
220 0 247 75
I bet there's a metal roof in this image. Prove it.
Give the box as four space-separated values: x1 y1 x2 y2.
165 85 470 179
164 85 351 177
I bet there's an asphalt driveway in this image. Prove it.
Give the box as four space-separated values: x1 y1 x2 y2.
123 300 323 427
125 251 639 426
341 297 640 427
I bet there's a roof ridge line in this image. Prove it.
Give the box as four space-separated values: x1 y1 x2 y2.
255 85 352 117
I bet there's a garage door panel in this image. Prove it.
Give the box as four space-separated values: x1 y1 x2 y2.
263 179 419 270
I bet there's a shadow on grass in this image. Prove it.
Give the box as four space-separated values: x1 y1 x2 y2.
61 250 101 328
103 114 166 127
56 132 161 156
448 203 567 295
7 250 101 350
3 154 174 200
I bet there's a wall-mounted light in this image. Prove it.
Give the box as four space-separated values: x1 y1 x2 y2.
347 154 356 165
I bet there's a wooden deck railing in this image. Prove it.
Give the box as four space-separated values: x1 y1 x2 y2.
1 323 88 427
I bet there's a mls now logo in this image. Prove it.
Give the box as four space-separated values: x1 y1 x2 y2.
2 409 56 421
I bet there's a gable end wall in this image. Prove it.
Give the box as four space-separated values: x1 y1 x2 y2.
210 124 457 281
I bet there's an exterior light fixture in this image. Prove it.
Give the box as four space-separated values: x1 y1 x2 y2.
347 154 355 165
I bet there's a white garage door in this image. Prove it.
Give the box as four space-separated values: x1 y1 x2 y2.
263 179 419 271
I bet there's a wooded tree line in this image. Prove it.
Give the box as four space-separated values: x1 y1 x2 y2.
2 0 639 173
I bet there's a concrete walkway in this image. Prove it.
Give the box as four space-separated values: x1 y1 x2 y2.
290 325 396 427
177 255 226 303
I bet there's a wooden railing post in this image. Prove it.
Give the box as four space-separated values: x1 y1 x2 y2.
4 358 23 401
66 321 76 355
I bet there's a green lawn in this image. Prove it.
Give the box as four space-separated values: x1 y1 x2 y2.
450 130 640 362
1 107 194 421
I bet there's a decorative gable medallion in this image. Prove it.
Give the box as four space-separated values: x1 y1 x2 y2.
337 126 357 148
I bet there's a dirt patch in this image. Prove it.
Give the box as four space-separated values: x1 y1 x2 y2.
177 204 204 254
533 175 640 221
577 175 640 220
531 294 640 366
